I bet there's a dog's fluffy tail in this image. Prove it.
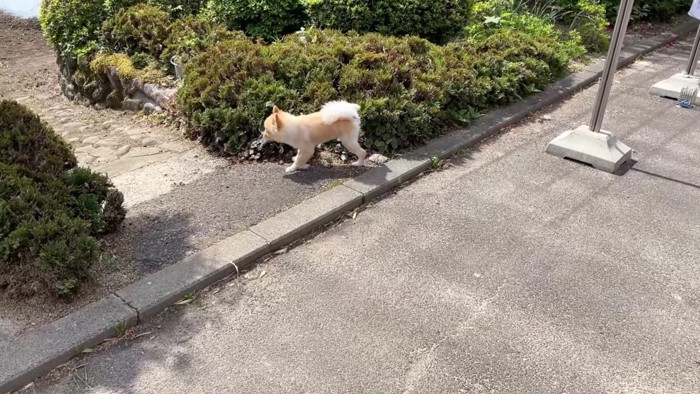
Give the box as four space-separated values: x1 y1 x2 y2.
320 101 361 125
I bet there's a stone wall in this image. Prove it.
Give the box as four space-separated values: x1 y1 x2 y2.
57 55 176 114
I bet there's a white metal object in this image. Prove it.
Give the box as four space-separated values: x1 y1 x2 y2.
170 56 184 80
546 0 634 173
690 0 700 20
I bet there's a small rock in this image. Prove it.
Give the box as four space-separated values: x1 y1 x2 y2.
368 153 389 164
83 136 100 145
141 138 158 147
96 139 119 147
116 145 131 156
143 103 161 115
122 99 142 112
341 153 348 162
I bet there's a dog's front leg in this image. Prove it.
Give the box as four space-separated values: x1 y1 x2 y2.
286 147 314 173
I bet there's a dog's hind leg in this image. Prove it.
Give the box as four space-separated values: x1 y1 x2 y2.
339 135 366 167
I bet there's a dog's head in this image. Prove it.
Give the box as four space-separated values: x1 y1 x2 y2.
261 105 283 144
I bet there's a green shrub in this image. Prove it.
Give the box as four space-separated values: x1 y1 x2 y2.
40 0 107 57
178 28 572 155
598 0 687 22
206 0 308 41
160 15 244 73
467 12 586 60
152 0 209 16
570 0 609 52
471 0 609 53
0 103 77 175
305 0 473 44
0 101 126 298
102 4 172 57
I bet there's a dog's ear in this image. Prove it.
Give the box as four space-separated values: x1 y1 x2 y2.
269 113 280 131
272 105 280 114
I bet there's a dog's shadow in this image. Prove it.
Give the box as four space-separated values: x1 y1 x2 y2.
282 162 371 186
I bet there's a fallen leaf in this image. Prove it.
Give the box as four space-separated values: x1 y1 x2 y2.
81 348 94 354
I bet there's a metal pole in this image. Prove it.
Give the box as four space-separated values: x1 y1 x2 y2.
589 0 635 133
685 25 700 76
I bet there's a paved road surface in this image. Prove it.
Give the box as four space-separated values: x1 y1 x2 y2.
29 39 700 394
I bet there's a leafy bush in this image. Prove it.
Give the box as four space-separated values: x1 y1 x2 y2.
102 4 172 57
153 0 209 16
0 104 77 175
0 101 126 298
160 15 244 72
554 0 685 23
305 0 473 44
471 0 609 53
467 12 586 60
179 28 572 155
206 0 308 41
40 0 107 57
599 0 687 22
569 0 609 52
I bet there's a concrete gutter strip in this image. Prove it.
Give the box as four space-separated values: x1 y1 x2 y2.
115 230 271 321
0 295 137 394
249 185 364 250
1 19 697 394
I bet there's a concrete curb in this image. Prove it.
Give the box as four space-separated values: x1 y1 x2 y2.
2 19 697 394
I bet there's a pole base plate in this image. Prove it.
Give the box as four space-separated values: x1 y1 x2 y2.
649 73 700 103
546 125 633 174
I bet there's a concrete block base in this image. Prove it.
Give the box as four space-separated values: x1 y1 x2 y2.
546 125 633 173
649 73 700 103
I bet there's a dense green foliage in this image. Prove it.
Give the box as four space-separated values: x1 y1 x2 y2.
0 101 126 298
40 0 687 159
40 0 106 57
207 0 308 41
102 4 171 57
305 0 473 44
179 28 573 155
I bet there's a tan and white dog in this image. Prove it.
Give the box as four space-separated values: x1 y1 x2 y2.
262 101 366 173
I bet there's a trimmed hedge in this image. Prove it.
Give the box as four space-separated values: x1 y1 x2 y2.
178 28 574 155
102 3 172 57
0 101 126 298
207 0 308 41
305 0 472 44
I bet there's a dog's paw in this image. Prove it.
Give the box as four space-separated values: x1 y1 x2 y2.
285 166 298 173
351 160 365 167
